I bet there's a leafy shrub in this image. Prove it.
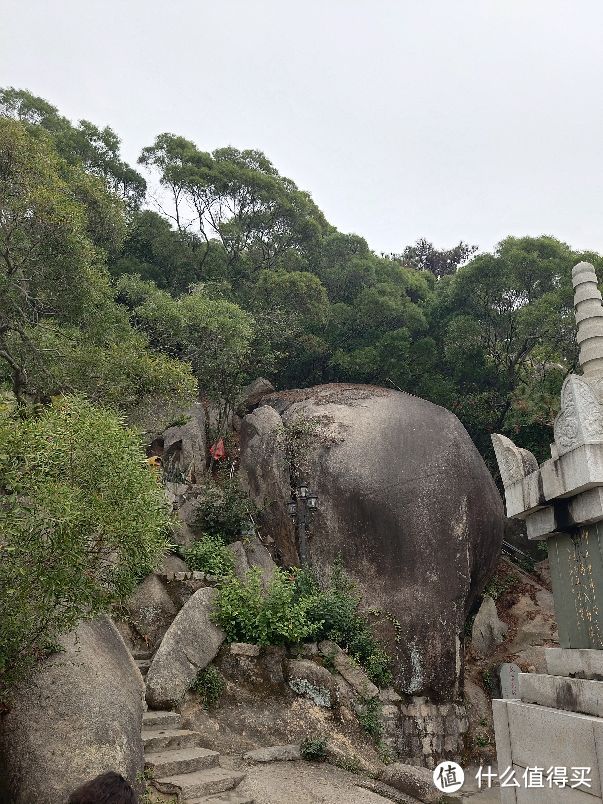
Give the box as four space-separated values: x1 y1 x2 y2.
334 754 362 774
356 696 383 742
300 736 327 761
295 563 393 687
181 534 235 578
0 396 170 702
191 665 225 708
193 475 255 543
215 560 392 687
215 568 321 646
484 569 518 601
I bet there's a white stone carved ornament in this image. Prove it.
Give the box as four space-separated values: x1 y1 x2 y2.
491 262 603 538
491 433 538 488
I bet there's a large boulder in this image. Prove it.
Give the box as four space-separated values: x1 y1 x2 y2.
158 402 207 485
125 573 179 651
0 616 144 804
145 587 225 709
471 595 508 657
239 383 504 700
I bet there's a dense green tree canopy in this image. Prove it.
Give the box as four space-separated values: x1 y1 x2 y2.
116 274 255 412
139 134 329 275
0 87 146 208
0 396 170 701
0 115 195 414
2 86 602 471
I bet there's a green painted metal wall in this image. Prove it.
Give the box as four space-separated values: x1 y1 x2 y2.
548 522 603 650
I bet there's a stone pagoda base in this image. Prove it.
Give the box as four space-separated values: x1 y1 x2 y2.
493 648 603 802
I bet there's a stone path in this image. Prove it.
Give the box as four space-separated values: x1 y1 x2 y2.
134 648 499 804
135 650 253 804
237 761 410 803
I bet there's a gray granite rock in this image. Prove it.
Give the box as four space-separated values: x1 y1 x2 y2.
145 587 225 709
125 573 179 650
472 595 507 657
239 384 504 699
0 617 144 804
244 744 301 763
319 640 378 699
379 763 441 803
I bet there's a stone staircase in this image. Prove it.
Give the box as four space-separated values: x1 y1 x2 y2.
134 651 252 804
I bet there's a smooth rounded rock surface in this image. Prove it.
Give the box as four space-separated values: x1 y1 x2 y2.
239 383 504 699
0 616 144 804
146 587 225 709
125 573 179 650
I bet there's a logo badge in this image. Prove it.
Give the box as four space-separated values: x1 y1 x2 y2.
433 761 465 793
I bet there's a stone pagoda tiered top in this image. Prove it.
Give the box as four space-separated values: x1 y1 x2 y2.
492 262 603 539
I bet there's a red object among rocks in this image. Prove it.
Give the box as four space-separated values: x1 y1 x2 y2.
210 438 226 460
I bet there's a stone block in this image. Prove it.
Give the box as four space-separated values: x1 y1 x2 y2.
569 487 603 527
519 672 603 718
492 700 514 804
505 472 545 518
541 444 603 502
526 506 557 540
243 744 301 763
499 663 521 699
230 642 261 657
546 648 603 681
501 700 603 797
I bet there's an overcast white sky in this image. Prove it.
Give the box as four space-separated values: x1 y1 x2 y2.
2 1 603 254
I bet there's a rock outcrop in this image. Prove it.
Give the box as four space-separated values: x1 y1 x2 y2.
145 587 225 709
471 594 508 657
228 534 277 587
156 402 207 486
379 762 441 803
125 573 179 651
239 383 504 700
0 616 144 804
319 640 379 699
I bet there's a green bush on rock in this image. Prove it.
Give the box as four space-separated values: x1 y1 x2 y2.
214 562 392 686
215 568 320 646
300 736 328 761
192 474 256 543
295 563 393 687
0 396 170 702
181 534 235 579
191 665 225 709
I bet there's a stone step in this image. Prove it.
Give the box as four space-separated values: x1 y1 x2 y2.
133 648 154 660
145 746 219 777
186 794 254 804
143 710 182 730
142 728 202 753
154 769 245 799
